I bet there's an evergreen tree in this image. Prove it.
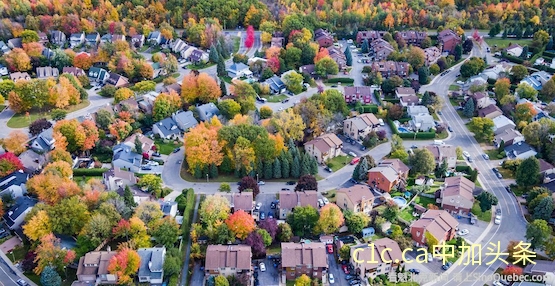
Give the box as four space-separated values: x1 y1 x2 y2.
498 141 505 152
209 45 220 63
194 165 203 179
521 46 529 59
281 151 291 178
41 266 62 286
418 66 430 84
502 28 508 39
218 37 229 59
524 25 534 38
421 91 431 106
217 55 226 77
361 39 369 53
454 45 463 61
123 185 136 208
291 156 301 178
273 158 282 179
463 99 475 117
300 153 310 176
547 37 554 51
515 26 523 39
134 136 143 154
256 159 264 178
264 160 273 180
219 79 227 96
210 163 218 178
309 156 318 175
344 46 352 66
352 163 361 181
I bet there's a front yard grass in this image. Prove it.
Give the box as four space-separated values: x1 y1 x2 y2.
267 244 281 255
471 201 492 222
497 167 514 179
264 94 288 102
326 155 354 172
322 189 337 203
484 38 532 50
74 176 102 185
414 196 436 208
435 130 449 139
485 149 505 160
154 138 181 155
7 100 91 128
187 62 216 69
449 85 460 91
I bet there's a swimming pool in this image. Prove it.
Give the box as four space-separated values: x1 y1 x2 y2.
392 196 408 208
398 127 410 133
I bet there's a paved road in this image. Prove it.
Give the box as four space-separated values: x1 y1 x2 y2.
420 35 528 286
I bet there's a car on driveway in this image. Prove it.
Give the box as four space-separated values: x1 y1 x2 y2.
258 181 265 185
324 166 333 172
259 262 266 272
322 197 329 205
327 244 333 254
343 267 351 275
350 157 360 165
259 212 266 220
318 199 324 207
457 229 469 236
255 202 262 210
173 147 181 153
141 165 152 170
329 274 335 284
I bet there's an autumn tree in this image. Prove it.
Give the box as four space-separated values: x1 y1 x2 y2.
181 72 221 104
407 46 426 70
81 120 99 151
54 119 86 153
295 175 318 192
314 48 329 63
283 71 304 94
199 195 230 227
73 53 93 70
259 218 278 240
245 25 254 48
468 117 495 142
107 247 141 285
0 152 24 177
239 176 260 198
43 161 73 178
151 216 180 248
153 90 182 121
315 203 344 234
271 109 306 142
108 119 132 142
183 119 224 177
218 99 241 120
79 213 112 248
114 87 135 103
34 233 75 274
315 56 339 77
23 210 52 241
5 48 31 71
29 118 52 136
134 201 164 226
233 136 256 175
225 210 256 239
0 130 28 155
494 78 511 99
296 274 311 286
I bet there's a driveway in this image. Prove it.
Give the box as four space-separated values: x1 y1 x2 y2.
137 165 163 175
190 263 205 286
254 258 279 286
327 253 349 286
254 193 279 221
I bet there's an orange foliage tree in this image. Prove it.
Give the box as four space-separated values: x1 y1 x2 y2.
22 42 43 58
27 173 81 205
502 265 523 276
81 120 99 151
73 53 93 70
183 118 224 177
265 46 281 59
314 47 329 63
225 210 256 239
109 119 133 141
34 233 76 274
0 152 24 177
181 72 221 104
54 119 86 153
107 247 141 285
5 48 31 71
0 130 28 155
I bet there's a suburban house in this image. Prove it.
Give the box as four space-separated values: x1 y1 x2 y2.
539 159 555 183
505 44 523 57
520 71 553 91
299 64 316 77
85 33 100 46
147 31 162 45
370 61 410 78
492 115 516 135
50 30 67 46
37 32 48 45
264 75 286 94
271 37 284 48
467 92 488 109
409 209 459 247
196 102 221 122
438 176 475 215
70 32 85 47
170 39 187 53
281 242 328 281
350 238 403 280
205 245 252 277
505 142 537 160
336 185 375 215
180 46 197 60
407 105 429 116
3 196 37 230
112 144 143 172
343 113 380 141
62 67 86 77
75 251 117 285
88 67 110 83
304 133 343 164
343 86 373 104
0 170 28 198
18 150 46 174
103 167 138 191
0 64 8 76
523 260 555 277
425 144 457 169
7 38 22 49
36 66 60 79
10 72 31 82
172 111 198 131
327 46 347 70
478 104 503 119
114 98 140 114
396 30 427 46
106 73 129 88
137 247 166 284
278 190 318 219
367 159 409 192
423 47 441 66
152 117 181 140
31 127 55 153
0 41 10 54
189 49 209 64
160 201 178 218
224 192 254 214
493 129 524 148
482 63 512 80
410 112 435 131
123 133 154 155
314 28 334 47
400 95 420 107
131 34 145 48
395 87 416 99
437 29 461 54
356 30 386 44
227 62 252 78
369 39 394 61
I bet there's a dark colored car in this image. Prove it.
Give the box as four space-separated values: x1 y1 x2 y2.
281 188 290 191
344 274 354 280
360 146 366 151
324 167 333 173
408 268 420 274
173 147 181 153
438 111 442 115
281 99 289 103
141 165 152 170
151 152 161 157
505 186 511 192
448 126 453 132
286 181 296 185
442 262 453 270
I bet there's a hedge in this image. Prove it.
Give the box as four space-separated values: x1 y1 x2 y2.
397 131 436 139
374 90 383 105
455 165 471 172
179 188 196 236
533 64 555 74
357 104 379 114
327 77 355 84
543 50 555 58
73 168 108 176
504 55 524 64
383 98 400 104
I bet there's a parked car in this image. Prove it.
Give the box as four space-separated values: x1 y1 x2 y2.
350 157 360 165
411 145 418 149
281 188 290 191
259 262 266 272
483 154 490 160
505 186 511 192
259 212 266 220
463 151 470 158
468 157 474 163
344 273 354 279
457 229 469 236
327 244 333 254
348 151 357 157
17 280 29 286
448 126 453 132
495 215 501 225
349 279 362 285
177 160 182 164
152 152 161 157
318 199 324 207
360 146 366 151
496 208 501 215
408 269 420 274
286 181 296 185
141 165 152 170
438 111 442 115
329 274 335 284
281 99 289 103
324 166 333 173
268 212 273 218
322 197 329 205
173 147 181 153
442 262 453 270
255 202 262 211
258 181 265 185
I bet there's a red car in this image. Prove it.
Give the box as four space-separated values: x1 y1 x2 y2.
326 245 333 254
341 264 349 274
350 157 360 165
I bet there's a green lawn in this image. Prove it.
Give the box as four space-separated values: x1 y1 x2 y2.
326 155 354 172
267 244 281 255
264 94 288 103
484 38 532 50
7 100 91 128
472 201 492 222
449 85 460 91
0 105 5 112
187 62 216 69
322 189 337 203
399 205 416 222
497 167 514 179
414 196 436 208
435 130 449 139
154 138 181 155
7 244 29 263
485 149 505 160
222 76 233 83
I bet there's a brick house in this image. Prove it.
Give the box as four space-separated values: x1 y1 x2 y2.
281 242 328 281
278 190 318 219
350 238 403 280
336 185 375 215
356 30 386 45
438 176 475 215
395 30 427 46
410 210 459 247
367 159 409 192
437 29 461 54
314 29 334 47
304 133 343 164
205 245 252 277
75 251 117 284
370 61 410 78
343 86 373 104
343 113 380 141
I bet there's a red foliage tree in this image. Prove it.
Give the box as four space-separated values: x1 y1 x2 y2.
245 231 266 258
258 218 278 239
502 265 523 276
0 152 23 177
74 53 93 70
238 176 260 197
245 25 254 48
267 56 280 73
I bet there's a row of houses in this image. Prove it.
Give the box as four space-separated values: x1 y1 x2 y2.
356 29 461 55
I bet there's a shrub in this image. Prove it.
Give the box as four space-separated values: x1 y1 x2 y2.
327 78 355 84
51 109 67 121
73 168 108 176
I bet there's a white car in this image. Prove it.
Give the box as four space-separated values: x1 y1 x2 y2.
329 273 335 284
255 202 262 211
463 151 470 158
457 229 469 236
493 280 504 286
148 161 159 166
318 199 324 207
428 253 433 262
494 215 501 225
348 151 357 157
259 262 266 272
258 181 265 185
322 197 329 205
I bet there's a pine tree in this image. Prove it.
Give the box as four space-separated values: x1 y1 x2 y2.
344 47 352 66
256 159 263 178
309 156 318 175
264 160 273 180
291 156 301 178
421 91 431 106
194 165 203 179
123 185 136 207
217 56 226 77
273 158 282 179
361 39 369 53
463 99 475 117
134 136 143 154
498 141 505 153
210 163 218 178
41 266 62 286
209 45 220 63
502 28 508 39
301 153 310 176
281 151 291 178
547 37 554 51
352 163 361 181
521 46 529 59
220 79 227 96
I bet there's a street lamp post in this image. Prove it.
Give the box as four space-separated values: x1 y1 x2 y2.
206 174 209 183
256 173 259 183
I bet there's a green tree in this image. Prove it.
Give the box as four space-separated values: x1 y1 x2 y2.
218 99 241 120
526 219 551 250
123 186 136 208
48 196 90 235
40 266 62 286
280 151 291 178
533 196 554 221
477 192 498 212
424 231 438 252
516 157 540 187
429 64 440 75
515 83 538 100
151 217 180 248
344 210 369 234
257 229 272 247
454 45 462 61
532 30 550 49
435 159 448 178
390 134 404 153
314 203 345 234
361 39 369 53
382 203 399 222
283 71 304 94
300 153 310 176
381 75 404 94
540 79 555 102
408 149 436 174
494 78 511 99
511 65 529 82
291 156 300 178
460 57 486 78
163 253 182 277
220 79 227 96
95 109 113 130
286 206 319 237
407 46 425 70
215 275 230 286
468 117 495 142
263 160 273 180
390 224 403 239
339 245 351 261
315 57 339 77
463 98 475 117
418 66 429 84
277 222 293 242
489 23 501 38
344 46 352 66
273 158 282 179
137 174 162 193
217 56 226 77
209 45 220 63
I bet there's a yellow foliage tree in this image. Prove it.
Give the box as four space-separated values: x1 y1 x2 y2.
23 210 52 241
0 130 28 155
183 121 224 176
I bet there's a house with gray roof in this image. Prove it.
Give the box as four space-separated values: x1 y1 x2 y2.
3 196 37 230
106 73 129 88
70 32 85 47
410 113 435 131
88 67 109 83
493 129 524 148
103 167 138 191
137 247 166 284
7 38 22 49
520 71 552 91
263 75 286 94
18 150 46 174
160 201 178 217
0 41 10 54
49 30 66 46
31 127 55 153
172 111 198 131
132 34 145 48
112 144 143 172
85 33 100 46
523 260 555 277
147 31 162 45
196 102 220 122
10 72 30 82
505 142 537 160
152 117 181 140
36 66 60 79
188 49 208 64
0 170 28 199
227 62 252 78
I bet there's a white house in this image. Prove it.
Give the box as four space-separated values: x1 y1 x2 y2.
70 32 85 47
137 247 166 284
505 44 523 57
492 115 516 135
227 62 252 78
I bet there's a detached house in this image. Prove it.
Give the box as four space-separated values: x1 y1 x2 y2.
438 176 475 215
10 72 31 82
18 150 46 174
505 142 537 160
3 196 37 230
227 62 252 78
147 31 162 45
263 75 286 94
0 41 10 54
343 113 380 141
343 86 373 104
425 144 457 169
63 67 86 77
224 192 254 214
7 38 22 49
0 170 28 198
75 251 117 285
172 111 198 131
137 247 166 284
367 159 409 193
106 73 129 88
123 133 154 155
336 185 375 215
131 34 145 48
196 102 220 122
356 30 386 44
49 30 67 46
505 44 523 57
189 49 208 64
350 238 403 280
314 28 334 47
85 33 100 46
153 117 181 140
31 127 55 153
478 104 503 119
70 32 85 47
410 209 459 247
494 128 524 148
103 167 138 191
281 242 328 281
395 87 416 99
88 67 110 83
304 133 343 164
112 144 142 172
205 245 252 277
278 190 318 219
